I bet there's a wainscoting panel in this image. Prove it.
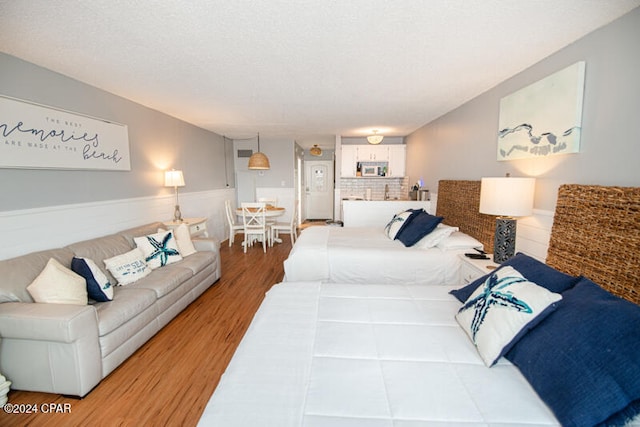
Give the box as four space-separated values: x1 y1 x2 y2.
0 188 235 260
516 209 555 262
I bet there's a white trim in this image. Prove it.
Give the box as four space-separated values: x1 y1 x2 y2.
0 188 235 260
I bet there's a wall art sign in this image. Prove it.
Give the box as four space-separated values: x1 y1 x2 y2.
497 61 585 161
0 95 130 170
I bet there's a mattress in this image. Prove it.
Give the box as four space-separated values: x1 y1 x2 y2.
283 226 463 286
198 281 562 426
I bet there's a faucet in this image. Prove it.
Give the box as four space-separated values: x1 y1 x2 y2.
384 184 390 200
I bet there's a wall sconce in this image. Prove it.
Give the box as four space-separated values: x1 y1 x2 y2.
480 175 535 263
248 133 270 170
164 169 185 222
367 130 384 145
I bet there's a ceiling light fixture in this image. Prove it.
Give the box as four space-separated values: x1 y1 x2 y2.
310 144 322 156
248 133 270 170
367 130 384 145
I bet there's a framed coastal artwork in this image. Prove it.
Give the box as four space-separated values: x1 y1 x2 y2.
0 95 130 170
497 61 586 161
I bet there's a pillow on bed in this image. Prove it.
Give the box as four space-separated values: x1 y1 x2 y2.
436 231 483 251
384 209 422 239
395 211 443 247
414 224 459 249
456 266 562 366
506 277 640 426
450 253 579 303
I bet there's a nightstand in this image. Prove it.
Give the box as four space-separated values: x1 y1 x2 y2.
163 217 209 237
459 253 499 284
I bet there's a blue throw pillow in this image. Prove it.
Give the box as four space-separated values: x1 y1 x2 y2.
396 211 443 247
71 257 114 302
450 253 579 303
506 277 640 427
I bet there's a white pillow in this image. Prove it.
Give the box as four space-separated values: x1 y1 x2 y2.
436 231 484 251
104 248 152 286
384 210 414 239
455 266 562 366
158 224 196 257
134 230 182 269
27 258 88 305
414 224 459 249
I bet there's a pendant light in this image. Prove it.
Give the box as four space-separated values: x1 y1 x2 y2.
310 144 322 156
248 133 270 170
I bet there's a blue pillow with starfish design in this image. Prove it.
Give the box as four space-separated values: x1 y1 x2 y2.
134 230 183 269
455 265 562 366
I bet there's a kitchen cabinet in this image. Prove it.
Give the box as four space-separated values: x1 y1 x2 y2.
387 145 406 177
357 145 389 161
341 145 358 177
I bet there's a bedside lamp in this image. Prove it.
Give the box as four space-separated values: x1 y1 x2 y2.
480 176 535 263
165 169 185 222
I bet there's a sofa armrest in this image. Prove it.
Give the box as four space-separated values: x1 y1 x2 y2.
192 237 220 252
0 302 102 397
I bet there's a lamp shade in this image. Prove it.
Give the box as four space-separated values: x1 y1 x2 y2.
248 152 270 169
479 177 535 217
164 170 185 187
310 144 322 156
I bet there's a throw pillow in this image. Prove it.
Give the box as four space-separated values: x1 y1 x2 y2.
506 277 640 426
455 266 562 366
158 224 197 257
71 257 113 302
414 224 459 249
384 209 419 239
395 211 444 247
450 252 579 303
26 258 88 305
436 231 484 251
134 230 182 269
104 248 152 286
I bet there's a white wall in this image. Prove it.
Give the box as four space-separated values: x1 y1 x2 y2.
406 8 640 212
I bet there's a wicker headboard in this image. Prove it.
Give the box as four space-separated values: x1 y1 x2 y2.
436 180 496 253
546 184 640 305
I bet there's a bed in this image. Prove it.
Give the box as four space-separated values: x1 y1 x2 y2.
199 184 640 427
284 180 496 285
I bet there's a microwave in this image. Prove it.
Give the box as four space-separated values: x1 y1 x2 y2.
361 165 380 176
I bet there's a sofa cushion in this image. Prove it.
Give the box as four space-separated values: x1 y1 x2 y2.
118 222 166 248
126 264 193 298
177 251 216 275
94 287 157 336
0 248 75 303
27 258 88 306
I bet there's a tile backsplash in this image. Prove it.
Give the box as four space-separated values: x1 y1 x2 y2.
340 177 409 200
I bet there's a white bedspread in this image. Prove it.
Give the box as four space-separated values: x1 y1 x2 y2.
199 281 560 426
283 227 463 286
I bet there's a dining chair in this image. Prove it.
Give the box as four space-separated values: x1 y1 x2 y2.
258 197 278 232
270 203 298 245
224 200 244 247
241 202 270 253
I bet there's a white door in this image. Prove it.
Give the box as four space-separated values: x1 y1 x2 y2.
305 160 334 220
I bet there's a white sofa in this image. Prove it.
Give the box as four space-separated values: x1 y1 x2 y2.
0 222 221 397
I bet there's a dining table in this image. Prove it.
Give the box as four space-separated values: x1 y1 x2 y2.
236 205 286 243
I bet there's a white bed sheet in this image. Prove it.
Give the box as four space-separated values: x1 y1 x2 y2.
283 227 463 286
199 281 561 426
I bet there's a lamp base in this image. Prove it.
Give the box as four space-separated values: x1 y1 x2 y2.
493 217 516 264
173 205 183 223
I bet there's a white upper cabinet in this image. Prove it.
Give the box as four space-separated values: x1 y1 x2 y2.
356 145 389 161
341 145 358 177
387 145 406 177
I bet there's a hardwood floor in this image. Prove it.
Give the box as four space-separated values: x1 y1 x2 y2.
0 236 292 427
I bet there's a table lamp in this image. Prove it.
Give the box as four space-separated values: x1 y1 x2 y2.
165 169 185 222
479 176 535 263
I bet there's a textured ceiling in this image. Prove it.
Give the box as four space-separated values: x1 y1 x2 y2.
1 1 638 148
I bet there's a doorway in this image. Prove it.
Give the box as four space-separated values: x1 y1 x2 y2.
304 160 334 220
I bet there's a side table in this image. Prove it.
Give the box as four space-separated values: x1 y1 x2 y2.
163 217 209 238
459 253 498 285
